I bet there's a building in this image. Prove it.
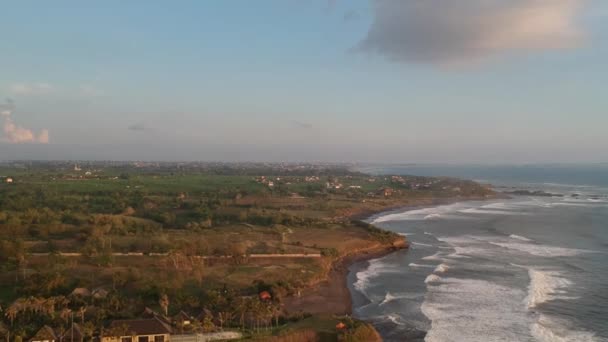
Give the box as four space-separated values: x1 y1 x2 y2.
102 318 172 342
29 324 84 342
92 287 109 299
378 187 394 197
62 323 85 342
5 177 13 184
29 325 57 342
70 287 92 298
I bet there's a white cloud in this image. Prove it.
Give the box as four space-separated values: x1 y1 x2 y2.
0 100 50 144
356 0 585 65
9 82 54 95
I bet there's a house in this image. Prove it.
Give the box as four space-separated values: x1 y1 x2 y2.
172 311 192 327
378 187 394 197
172 311 193 334
70 287 92 298
30 325 57 342
30 323 85 342
196 308 214 323
259 291 272 301
92 288 109 299
62 323 85 342
102 317 172 342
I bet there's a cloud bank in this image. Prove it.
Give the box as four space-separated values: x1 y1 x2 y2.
9 82 54 95
356 0 585 65
1 100 50 144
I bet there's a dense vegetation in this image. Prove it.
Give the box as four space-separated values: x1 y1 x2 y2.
0 161 493 341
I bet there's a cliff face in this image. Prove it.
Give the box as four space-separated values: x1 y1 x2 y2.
392 236 409 249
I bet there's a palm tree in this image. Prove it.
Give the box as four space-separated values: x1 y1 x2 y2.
43 297 56 317
5 305 18 326
60 308 72 324
217 310 234 331
234 298 248 330
159 294 169 316
78 306 87 323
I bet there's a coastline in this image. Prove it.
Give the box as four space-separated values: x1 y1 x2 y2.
283 195 500 317
282 193 507 342
348 194 502 221
283 239 407 316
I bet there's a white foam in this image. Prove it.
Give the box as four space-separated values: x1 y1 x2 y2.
422 277 531 342
422 252 443 261
380 292 398 306
481 202 508 209
353 257 403 296
425 274 442 284
531 314 599 342
436 235 478 244
526 269 574 309
489 241 592 257
372 203 467 223
408 263 435 268
446 249 474 259
379 292 424 306
509 234 533 242
411 241 434 248
437 236 494 258
384 313 407 326
353 258 387 294
459 208 528 215
434 263 449 273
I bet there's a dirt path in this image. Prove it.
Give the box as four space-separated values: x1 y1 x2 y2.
29 252 321 258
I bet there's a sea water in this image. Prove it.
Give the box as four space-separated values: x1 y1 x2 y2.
348 165 608 341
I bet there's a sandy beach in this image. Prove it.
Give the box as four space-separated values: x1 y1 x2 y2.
283 239 408 316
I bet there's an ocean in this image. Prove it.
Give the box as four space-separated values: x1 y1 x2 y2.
348 165 608 342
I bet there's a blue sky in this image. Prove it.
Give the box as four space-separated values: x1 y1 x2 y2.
1 0 607 163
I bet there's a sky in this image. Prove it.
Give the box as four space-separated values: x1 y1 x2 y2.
1 0 607 163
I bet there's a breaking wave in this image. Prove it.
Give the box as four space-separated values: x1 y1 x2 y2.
408 262 435 268
510 234 533 242
425 274 442 284
421 277 530 342
525 269 575 309
489 241 593 257
434 263 449 273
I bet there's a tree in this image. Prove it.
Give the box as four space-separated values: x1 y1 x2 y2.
78 307 87 323
5 305 17 326
159 294 169 316
201 316 215 333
